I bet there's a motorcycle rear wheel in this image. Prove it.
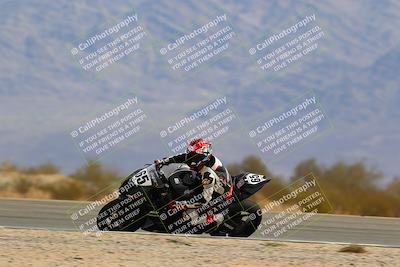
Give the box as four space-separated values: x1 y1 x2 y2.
212 199 262 237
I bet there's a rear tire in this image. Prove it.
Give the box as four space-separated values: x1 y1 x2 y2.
225 199 262 237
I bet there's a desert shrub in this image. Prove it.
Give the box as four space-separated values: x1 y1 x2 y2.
0 161 18 172
291 159 400 216
39 179 85 200
71 161 121 197
21 163 60 175
12 175 34 195
338 245 366 253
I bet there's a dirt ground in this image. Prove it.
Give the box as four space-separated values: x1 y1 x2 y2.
0 228 398 267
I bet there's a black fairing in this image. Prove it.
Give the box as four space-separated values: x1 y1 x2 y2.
168 169 202 200
118 169 141 196
233 173 271 201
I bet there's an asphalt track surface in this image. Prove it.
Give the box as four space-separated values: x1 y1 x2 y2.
0 198 399 247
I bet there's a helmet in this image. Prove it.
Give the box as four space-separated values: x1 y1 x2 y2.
187 138 212 155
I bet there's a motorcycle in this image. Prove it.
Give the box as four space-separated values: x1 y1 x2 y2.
96 162 270 237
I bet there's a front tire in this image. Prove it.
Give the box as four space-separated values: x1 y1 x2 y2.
96 197 149 232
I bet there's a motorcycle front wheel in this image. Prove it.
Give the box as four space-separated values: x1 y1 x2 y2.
96 197 149 232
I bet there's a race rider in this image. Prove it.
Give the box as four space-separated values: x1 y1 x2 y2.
155 138 233 224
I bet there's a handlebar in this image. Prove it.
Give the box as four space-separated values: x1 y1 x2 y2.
154 163 168 184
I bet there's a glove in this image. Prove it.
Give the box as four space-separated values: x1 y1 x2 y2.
225 185 233 201
154 159 165 167
206 213 224 225
168 200 187 211
206 214 214 224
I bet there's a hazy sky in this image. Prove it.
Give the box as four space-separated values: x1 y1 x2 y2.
0 0 399 181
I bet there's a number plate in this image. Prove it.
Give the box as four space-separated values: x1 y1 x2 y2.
244 173 267 185
132 168 152 186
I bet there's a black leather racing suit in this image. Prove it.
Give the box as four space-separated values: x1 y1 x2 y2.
161 152 231 206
